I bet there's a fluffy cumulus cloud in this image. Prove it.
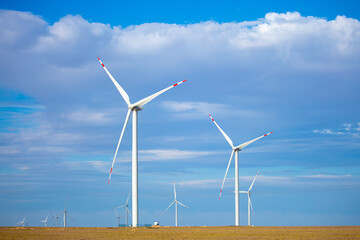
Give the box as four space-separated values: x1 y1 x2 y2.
0 9 359 171
1 10 360 99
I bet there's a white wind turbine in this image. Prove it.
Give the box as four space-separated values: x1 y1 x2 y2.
40 213 49 227
113 208 122 227
17 217 25 227
208 114 272 226
98 58 187 227
116 190 132 227
160 180 189 227
53 213 59 227
239 171 259 226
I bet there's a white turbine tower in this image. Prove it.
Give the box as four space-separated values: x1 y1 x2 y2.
17 217 25 227
208 114 272 226
160 180 189 227
53 213 59 227
40 213 49 227
63 201 67 228
239 171 259 226
98 58 187 227
116 190 132 227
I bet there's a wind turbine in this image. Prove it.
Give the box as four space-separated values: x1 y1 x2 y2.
53 213 59 227
116 190 132 227
160 180 189 227
113 208 122 227
98 57 187 227
40 213 49 227
17 217 25 227
208 114 272 226
239 171 259 226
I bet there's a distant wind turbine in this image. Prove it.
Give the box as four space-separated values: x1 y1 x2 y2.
113 208 122 227
17 217 25 227
40 213 49 227
160 180 189 227
208 114 272 226
53 213 59 227
116 190 132 227
239 171 259 226
98 57 187 227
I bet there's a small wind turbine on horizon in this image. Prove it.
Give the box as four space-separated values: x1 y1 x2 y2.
40 213 49 227
160 180 189 227
239 171 259 226
116 190 132 227
113 208 123 227
208 114 272 226
98 57 187 227
17 217 25 227
53 213 59 227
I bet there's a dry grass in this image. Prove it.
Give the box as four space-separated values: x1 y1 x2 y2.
1 226 360 240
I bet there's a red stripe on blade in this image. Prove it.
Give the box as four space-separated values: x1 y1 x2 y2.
173 83 178 87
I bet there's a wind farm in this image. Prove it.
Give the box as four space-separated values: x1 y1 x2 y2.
1 0 360 239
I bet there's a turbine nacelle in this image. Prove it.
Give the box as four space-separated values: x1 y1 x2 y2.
128 105 143 111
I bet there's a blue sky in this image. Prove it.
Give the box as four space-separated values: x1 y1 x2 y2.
0 0 360 227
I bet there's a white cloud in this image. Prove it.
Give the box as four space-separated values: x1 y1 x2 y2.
300 174 352 179
343 123 352 131
356 123 360 132
161 101 261 120
313 129 344 135
314 122 360 137
138 149 222 161
64 108 122 125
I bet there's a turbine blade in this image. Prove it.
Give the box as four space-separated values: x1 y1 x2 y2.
235 132 273 150
249 195 255 215
127 208 132 217
116 205 126 209
126 190 131 205
113 208 119 217
248 170 260 191
208 114 234 148
108 109 132 184
239 191 247 193
98 57 131 106
160 201 175 216
177 201 189 209
219 150 235 200
173 180 177 200
132 80 187 108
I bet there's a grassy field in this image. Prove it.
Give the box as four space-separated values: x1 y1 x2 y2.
1 226 360 240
